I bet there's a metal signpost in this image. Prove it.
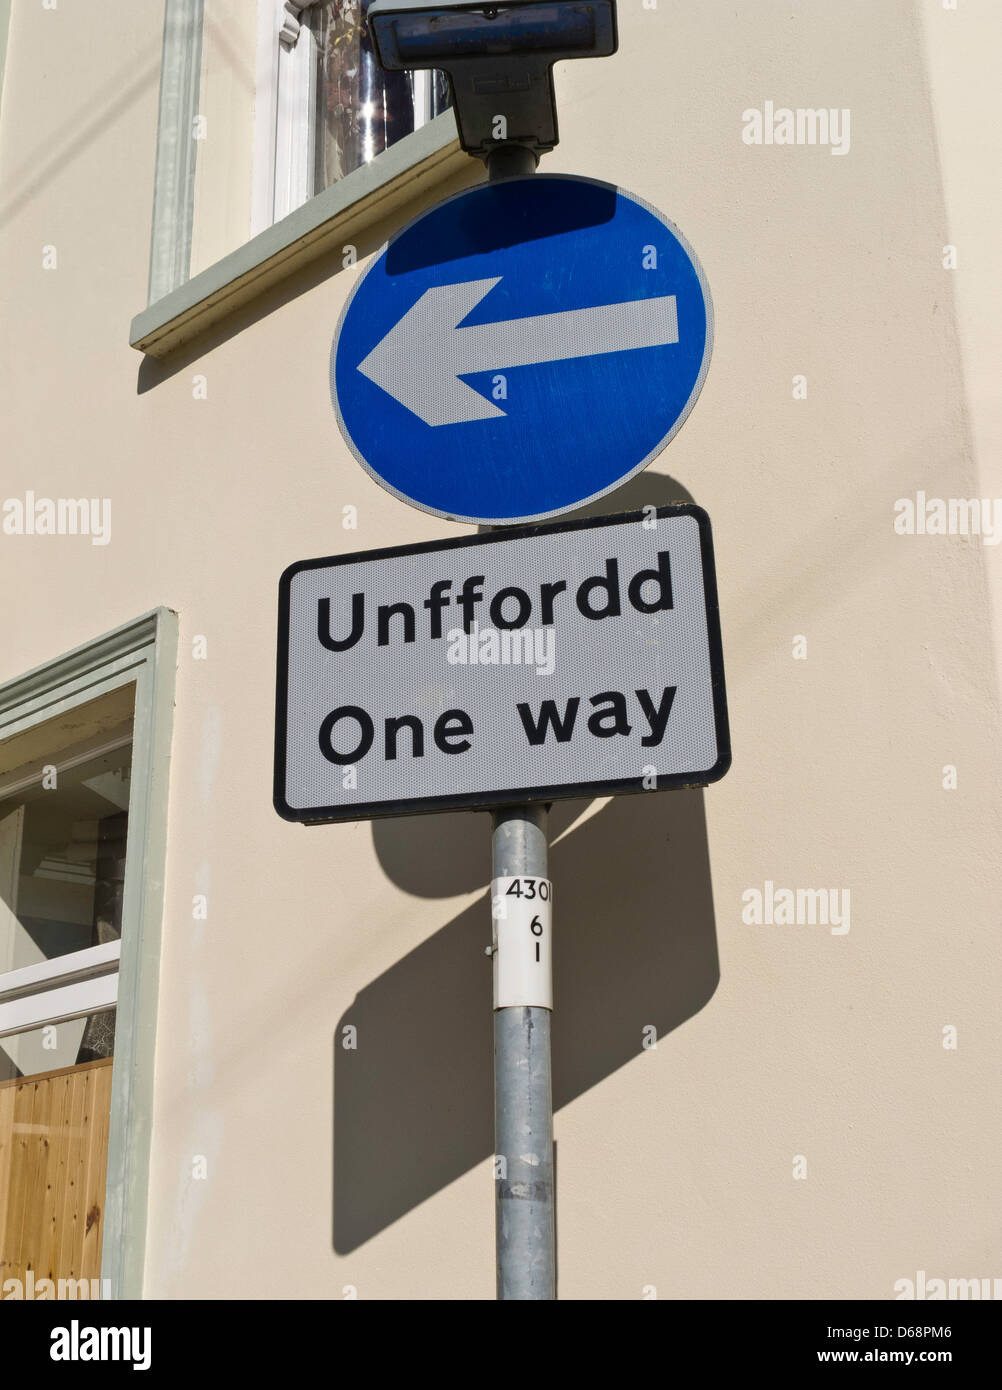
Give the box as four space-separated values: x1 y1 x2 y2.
274 509 730 1294
275 0 731 1299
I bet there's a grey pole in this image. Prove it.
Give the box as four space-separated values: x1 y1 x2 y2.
491 805 554 1300
480 135 550 1295
484 140 554 1301
484 142 538 181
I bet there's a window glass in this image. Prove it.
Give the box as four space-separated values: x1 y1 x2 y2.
0 739 132 974
313 0 451 190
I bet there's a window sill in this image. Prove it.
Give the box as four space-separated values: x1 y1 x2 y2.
130 111 471 360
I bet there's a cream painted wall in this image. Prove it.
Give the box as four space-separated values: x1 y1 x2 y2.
0 0 999 1299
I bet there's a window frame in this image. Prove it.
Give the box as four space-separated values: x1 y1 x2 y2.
0 609 178 1299
253 0 318 237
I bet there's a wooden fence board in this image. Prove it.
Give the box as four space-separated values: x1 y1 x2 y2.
0 1057 114 1291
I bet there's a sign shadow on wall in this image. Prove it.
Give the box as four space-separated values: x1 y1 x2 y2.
332 473 725 1253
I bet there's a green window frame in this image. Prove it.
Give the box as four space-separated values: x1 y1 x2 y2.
0 609 177 1299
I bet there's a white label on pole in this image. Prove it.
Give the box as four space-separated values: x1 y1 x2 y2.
491 876 553 1010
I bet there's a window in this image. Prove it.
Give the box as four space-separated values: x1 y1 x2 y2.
0 687 133 1077
258 0 452 232
135 1 467 356
0 611 176 1298
0 688 133 1294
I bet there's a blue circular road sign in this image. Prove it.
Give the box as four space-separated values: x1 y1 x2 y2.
331 174 712 525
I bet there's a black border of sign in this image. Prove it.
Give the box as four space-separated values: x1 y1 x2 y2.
274 505 731 824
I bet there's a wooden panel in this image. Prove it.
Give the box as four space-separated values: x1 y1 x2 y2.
0 1057 113 1288
57 1065 88 1282
41 1069 73 1281
0 1081 14 1266
81 1065 111 1277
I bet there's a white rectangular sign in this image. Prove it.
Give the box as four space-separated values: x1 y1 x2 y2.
491 876 554 1010
274 506 730 822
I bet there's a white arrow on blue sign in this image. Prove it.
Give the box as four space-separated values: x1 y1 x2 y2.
331 174 713 526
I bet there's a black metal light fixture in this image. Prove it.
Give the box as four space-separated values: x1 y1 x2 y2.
365 0 618 161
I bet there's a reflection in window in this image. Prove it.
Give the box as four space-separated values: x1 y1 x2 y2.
0 699 133 1079
313 0 451 192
